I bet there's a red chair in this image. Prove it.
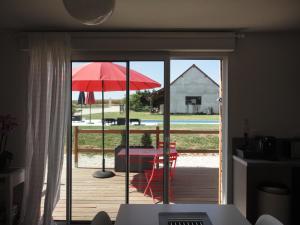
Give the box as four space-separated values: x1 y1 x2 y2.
157 142 177 179
143 152 178 202
158 141 176 149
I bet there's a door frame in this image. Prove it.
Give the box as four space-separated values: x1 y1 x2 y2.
67 52 229 223
168 53 229 204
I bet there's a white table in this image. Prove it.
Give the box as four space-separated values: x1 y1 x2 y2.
115 204 251 225
0 168 25 225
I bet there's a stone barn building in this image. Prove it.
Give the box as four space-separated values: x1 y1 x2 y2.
170 64 219 114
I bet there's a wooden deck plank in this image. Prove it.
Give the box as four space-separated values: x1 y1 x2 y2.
48 166 218 221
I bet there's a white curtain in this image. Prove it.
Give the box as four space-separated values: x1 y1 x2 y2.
21 33 71 225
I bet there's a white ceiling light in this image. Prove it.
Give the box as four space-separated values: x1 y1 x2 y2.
63 0 115 25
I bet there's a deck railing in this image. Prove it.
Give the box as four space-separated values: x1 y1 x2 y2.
73 126 219 166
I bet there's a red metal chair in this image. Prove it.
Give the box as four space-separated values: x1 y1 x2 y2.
158 141 176 149
157 141 177 179
143 152 178 202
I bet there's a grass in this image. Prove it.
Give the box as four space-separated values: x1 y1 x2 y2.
75 123 219 151
74 110 220 151
83 111 219 121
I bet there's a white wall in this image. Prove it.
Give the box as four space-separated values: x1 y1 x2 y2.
0 33 28 167
0 31 299 202
227 32 300 202
229 32 300 138
170 66 219 114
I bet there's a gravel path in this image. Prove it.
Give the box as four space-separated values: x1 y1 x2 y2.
75 153 219 168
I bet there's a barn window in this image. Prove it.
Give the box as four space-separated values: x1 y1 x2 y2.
185 96 202 105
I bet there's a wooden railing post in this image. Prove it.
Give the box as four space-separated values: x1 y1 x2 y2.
156 126 160 148
74 126 79 167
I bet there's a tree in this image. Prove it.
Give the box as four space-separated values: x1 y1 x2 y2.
129 90 152 112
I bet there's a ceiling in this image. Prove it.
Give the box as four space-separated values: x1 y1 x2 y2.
1 0 300 32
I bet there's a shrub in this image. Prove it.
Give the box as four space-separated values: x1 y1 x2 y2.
129 90 152 112
141 133 152 147
120 131 126 147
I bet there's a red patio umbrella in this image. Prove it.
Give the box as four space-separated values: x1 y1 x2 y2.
72 62 161 91
72 62 161 178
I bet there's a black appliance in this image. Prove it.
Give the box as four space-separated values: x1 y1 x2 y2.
236 136 279 160
255 136 277 159
290 139 300 159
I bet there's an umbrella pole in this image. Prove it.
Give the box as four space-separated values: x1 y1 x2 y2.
80 99 83 121
89 104 92 123
102 89 105 172
93 81 115 178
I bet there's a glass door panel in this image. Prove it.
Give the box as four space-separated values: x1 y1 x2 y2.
127 61 167 204
70 61 127 221
169 60 221 203
56 58 172 223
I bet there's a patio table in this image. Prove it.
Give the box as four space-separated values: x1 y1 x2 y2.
116 147 177 172
117 147 177 157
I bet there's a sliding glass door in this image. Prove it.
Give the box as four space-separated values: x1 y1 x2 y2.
51 55 224 223
70 61 128 221
169 59 221 204
127 61 167 204
65 60 170 221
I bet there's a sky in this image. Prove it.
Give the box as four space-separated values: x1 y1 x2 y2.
72 60 220 100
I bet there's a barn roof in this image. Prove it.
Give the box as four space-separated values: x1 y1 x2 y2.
170 64 219 87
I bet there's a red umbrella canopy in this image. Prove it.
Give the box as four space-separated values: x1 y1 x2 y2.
85 92 96 105
72 62 161 92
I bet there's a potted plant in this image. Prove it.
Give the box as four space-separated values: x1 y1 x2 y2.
0 114 18 170
141 132 152 147
120 131 126 147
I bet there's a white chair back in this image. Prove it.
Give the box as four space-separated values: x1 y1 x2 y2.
255 214 283 225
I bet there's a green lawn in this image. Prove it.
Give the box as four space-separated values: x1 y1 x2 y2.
75 123 219 151
75 111 220 151
83 111 219 121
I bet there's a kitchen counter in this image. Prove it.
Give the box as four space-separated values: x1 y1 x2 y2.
233 155 300 224
233 155 300 167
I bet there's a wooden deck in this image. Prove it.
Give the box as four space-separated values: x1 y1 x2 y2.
52 166 218 221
